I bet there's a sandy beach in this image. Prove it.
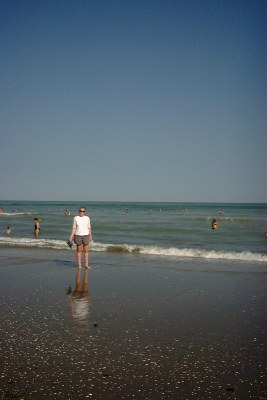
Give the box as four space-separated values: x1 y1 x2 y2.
0 248 266 400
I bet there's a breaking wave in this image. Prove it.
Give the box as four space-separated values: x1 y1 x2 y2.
0 236 266 263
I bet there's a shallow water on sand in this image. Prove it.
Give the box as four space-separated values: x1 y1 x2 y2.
0 249 266 399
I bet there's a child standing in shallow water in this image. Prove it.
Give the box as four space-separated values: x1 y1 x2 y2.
34 218 41 237
211 218 218 230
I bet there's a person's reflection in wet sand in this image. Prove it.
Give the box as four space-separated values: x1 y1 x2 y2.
66 269 91 325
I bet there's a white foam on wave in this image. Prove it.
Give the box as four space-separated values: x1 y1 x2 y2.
138 245 267 262
0 212 31 216
0 237 66 250
0 237 266 263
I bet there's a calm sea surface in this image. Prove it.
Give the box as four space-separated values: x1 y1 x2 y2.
0 201 266 263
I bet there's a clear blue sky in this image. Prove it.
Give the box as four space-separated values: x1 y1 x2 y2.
1 0 266 202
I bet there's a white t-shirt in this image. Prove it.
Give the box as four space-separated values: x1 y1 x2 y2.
72 216 91 236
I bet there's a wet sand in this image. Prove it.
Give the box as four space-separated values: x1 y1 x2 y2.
0 248 266 400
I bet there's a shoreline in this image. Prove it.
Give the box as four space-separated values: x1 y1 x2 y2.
0 240 267 266
0 248 266 399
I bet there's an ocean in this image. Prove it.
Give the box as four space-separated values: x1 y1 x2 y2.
0 200 266 263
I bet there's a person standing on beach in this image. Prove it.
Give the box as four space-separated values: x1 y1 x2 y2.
69 207 93 269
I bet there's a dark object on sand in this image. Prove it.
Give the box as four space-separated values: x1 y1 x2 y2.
226 387 235 392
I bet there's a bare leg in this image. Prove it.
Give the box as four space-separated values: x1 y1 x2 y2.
76 244 83 268
83 245 90 269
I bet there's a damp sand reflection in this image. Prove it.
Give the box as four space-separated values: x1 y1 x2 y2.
66 269 91 325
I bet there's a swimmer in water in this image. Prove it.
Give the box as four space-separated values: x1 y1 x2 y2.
211 218 218 230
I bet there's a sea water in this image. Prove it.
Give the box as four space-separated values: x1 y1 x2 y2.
0 200 266 263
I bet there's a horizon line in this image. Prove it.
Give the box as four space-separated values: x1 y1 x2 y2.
0 199 266 205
